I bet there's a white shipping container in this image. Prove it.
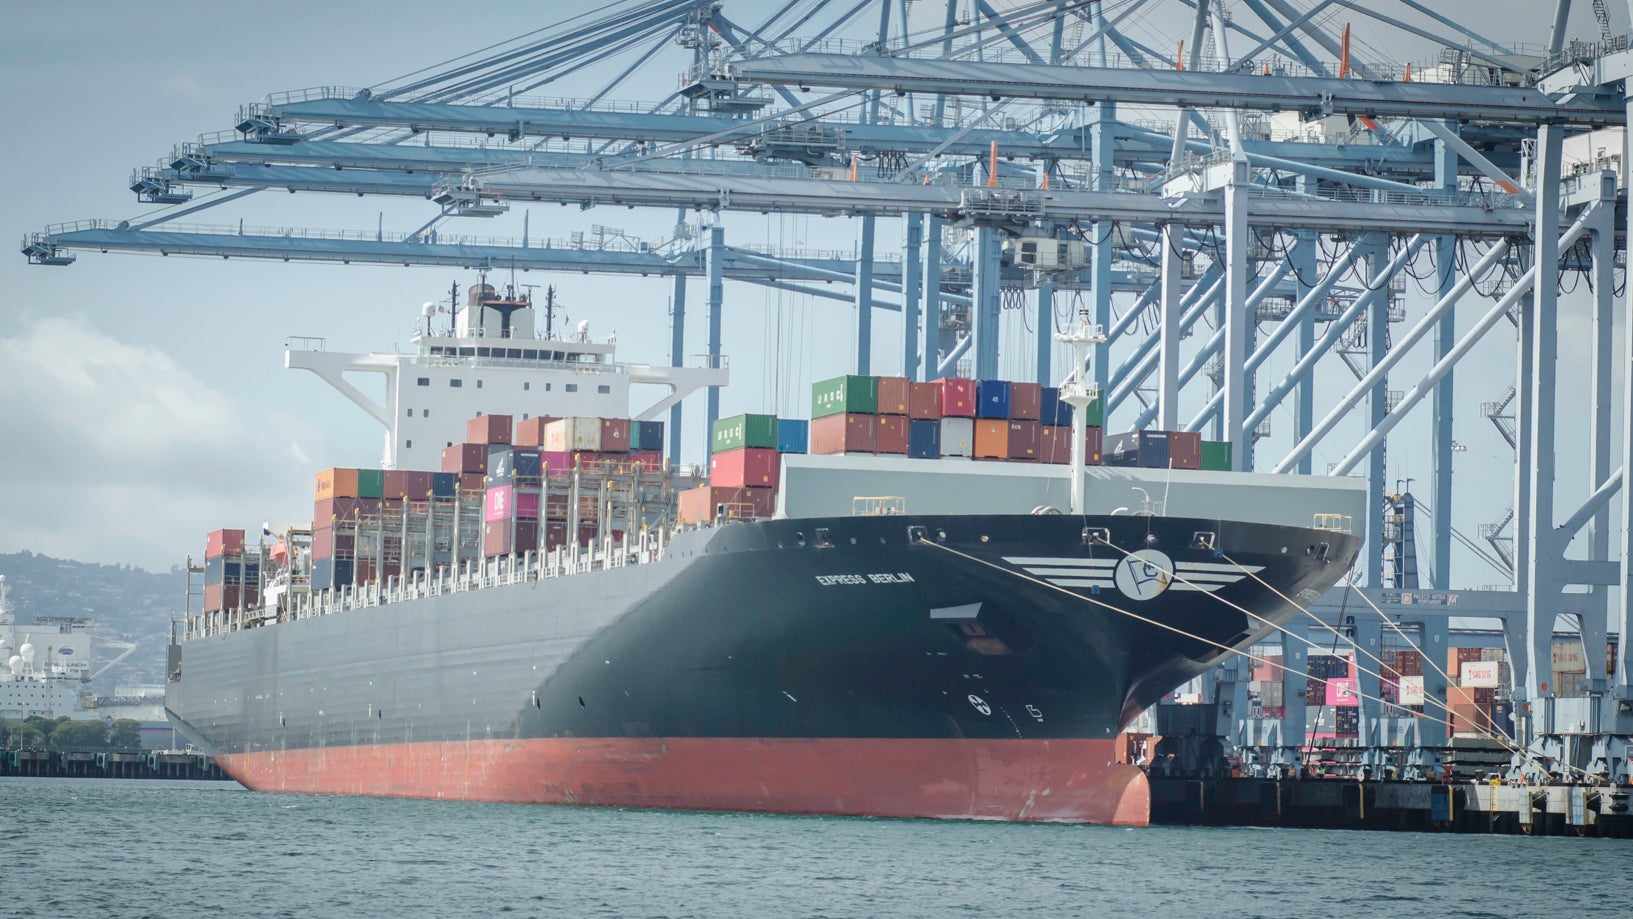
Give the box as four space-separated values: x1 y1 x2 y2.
1257 681 1284 707
1552 641 1587 673
543 417 602 453
1399 675 1426 705
1461 660 1501 688
939 417 975 457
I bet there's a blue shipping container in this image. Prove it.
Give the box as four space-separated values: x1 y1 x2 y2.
1103 430 1171 469
632 419 666 452
1039 386 1071 425
487 447 542 483
908 419 942 458
312 557 353 591
777 419 810 454
431 472 458 497
976 379 1011 419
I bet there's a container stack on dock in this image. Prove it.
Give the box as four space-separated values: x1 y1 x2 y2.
202 529 257 615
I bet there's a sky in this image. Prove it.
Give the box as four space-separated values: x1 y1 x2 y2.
0 0 1619 581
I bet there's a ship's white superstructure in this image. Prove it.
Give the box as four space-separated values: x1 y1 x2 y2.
0 575 93 720
286 283 727 469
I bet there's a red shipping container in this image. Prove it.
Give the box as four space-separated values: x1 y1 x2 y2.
810 413 877 454
466 414 513 445
678 485 777 523
460 472 486 494
936 378 976 417
908 382 943 420
1168 430 1202 470
382 470 410 502
205 529 245 558
876 376 911 415
540 451 574 476
202 584 255 612
314 497 379 527
484 485 541 522
442 443 487 474
628 451 664 473
311 527 356 559
1009 382 1042 421
599 417 631 454
1006 420 1041 460
544 522 569 551
973 419 1009 459
1086 426 1103 465
875 415 909 454
711 447 780 488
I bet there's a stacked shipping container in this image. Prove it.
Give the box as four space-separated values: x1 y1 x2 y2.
202 529 257 613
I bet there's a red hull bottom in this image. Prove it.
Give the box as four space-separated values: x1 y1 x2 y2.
217 738 1150 825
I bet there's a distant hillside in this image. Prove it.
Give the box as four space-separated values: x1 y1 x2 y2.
0 551 181 689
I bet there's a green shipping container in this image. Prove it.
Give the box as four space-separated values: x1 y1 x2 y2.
1200 440 1233 471
1084 394 1103 427
811 375 879 418
357 468 385 499
712 413 780 453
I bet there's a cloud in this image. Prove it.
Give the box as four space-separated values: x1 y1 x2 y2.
0 315 312 570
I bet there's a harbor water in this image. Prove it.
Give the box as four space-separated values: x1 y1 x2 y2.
3 776 1624 918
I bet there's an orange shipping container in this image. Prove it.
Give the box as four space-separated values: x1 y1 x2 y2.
315 468 361 501
908 382 942 420
974 419 1010 459
876 376 911 415
678 485 776 524
513 417 558 448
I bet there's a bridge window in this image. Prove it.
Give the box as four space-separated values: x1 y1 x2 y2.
523 350 538 360
406 440 412 449
450 379 463 388
476 347 491 357
406 408 413 417
597 385 610 394
416 377 429 387
565 384 578 393
523 382 530 391
476 380 484 389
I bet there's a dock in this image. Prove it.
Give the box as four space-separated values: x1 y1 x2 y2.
1149 776 1633 837
0 750 229 782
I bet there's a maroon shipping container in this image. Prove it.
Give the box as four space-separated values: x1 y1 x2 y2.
352 559 402 585
711 447 780 489
908 382 943 420
678 485 777 523
1009 382 1042 421
311 526 356 560
1086 426 1103 465
875 415 909 454
628 451 664 473
442 443 487 475
379 469 435 501
202 584 257 613
540 451 574 476
810 413 878 454
1168 430 1202 470
313 496 380 527
936 378 977 417
599 417 631 454
466 414 513 445
484 519 539 557
460 472 487 494
544 522 569 551
1038 425 1068 464
1006 420 1041 460
205 529 245 558
876 376 911 415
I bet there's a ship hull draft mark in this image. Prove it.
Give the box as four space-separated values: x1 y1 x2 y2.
217 737 1149 824
169 514 1359 824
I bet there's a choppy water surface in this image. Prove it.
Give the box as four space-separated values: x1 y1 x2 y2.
3 777 1625 918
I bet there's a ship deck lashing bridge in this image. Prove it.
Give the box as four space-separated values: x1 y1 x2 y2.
24 0 1633 786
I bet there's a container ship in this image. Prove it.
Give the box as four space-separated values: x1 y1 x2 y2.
166 284 1364 824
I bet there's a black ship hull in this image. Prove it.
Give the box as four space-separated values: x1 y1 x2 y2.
167 513 1359 823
